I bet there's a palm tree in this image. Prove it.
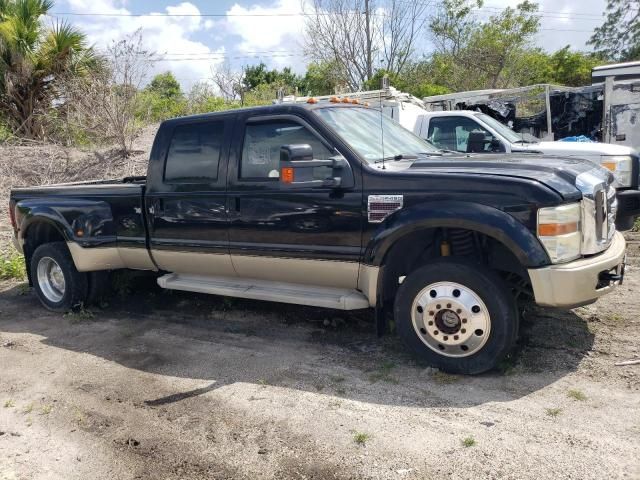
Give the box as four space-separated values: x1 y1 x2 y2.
0 0 95 138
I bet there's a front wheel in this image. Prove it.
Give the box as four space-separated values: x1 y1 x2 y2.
394 260 518 375
30 242 89 312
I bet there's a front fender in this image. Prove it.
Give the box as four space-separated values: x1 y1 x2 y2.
16 198 117 247
364 200 549 268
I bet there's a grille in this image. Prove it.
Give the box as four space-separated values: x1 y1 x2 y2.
576 169 615 255
368 195 403 223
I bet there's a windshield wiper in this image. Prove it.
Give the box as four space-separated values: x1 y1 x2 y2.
513 139 536 144
375 152 440 163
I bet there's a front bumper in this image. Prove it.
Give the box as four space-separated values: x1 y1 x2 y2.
528 231 626 308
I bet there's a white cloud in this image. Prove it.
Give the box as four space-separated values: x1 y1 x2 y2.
61 0 224 89
223 0 306 70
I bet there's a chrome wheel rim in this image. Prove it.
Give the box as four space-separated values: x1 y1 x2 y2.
37 257 66 303
411 281 491 358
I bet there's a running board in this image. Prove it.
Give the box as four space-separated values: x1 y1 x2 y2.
157 273 370 310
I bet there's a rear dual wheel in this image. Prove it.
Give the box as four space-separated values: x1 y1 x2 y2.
31 242 108 312
394 260 518 375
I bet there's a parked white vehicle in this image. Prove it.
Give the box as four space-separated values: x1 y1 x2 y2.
413 111 636 184
411 110 640 229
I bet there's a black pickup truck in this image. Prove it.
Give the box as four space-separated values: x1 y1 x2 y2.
9 102 626 374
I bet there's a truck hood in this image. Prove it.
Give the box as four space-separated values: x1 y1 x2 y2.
403 154 613 199
518 141 636 157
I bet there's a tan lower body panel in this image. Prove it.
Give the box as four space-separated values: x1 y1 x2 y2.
358 264 380 307
152 250 236 277
66 242 379 306
67 243 156 272
231 255 359 289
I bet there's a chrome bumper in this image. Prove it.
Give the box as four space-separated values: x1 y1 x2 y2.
528 231 626 308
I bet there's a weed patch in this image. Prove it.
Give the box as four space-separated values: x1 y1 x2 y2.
0 250 25 280
567 389 587 401
353 431 370 446
461 436 476 447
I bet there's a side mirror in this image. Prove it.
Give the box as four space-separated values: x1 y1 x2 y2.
279 144 352 188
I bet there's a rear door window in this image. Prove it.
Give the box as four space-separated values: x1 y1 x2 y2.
164 121 224 183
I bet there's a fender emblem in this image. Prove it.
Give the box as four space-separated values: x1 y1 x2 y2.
368 195 403 223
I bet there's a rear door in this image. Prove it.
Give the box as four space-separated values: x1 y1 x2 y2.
226 112 363 288
145 116 234 276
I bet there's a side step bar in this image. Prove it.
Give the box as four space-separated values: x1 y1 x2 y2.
157 273 370 310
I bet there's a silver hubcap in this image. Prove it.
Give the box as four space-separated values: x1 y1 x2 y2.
411 281 491 357
37 257 66 303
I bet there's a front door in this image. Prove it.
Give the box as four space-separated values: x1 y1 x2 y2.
227 113 363 288
145 117 234 276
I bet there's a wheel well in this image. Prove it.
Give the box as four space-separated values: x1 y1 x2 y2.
380 227 532 308
23 222 67 283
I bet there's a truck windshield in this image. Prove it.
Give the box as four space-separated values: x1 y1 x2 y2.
315 106 441 163
475 113 535 144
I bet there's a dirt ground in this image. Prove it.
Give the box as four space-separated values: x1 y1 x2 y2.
0 237 639 480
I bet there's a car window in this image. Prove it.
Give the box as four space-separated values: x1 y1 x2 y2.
164 121 224 183
428 117 502 153
240 120 333 180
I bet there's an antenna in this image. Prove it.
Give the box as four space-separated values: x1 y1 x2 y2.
379 89 385 170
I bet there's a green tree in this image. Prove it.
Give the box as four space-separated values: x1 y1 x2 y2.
547 47 604 86
589 0 639 61
147 71 181 99
299 61 345 96
465 1 540 88
426 0 541 90
137 71 186 122
243 62 302 93
0 0 95 138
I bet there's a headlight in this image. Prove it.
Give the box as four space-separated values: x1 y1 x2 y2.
601 155 632 187
537 203 581 263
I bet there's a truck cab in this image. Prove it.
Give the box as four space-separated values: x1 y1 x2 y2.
414 110 640 229
10 102 627 375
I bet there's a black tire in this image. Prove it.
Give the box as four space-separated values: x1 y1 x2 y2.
394 259 518 375
30 242 89 312
87 271 112 306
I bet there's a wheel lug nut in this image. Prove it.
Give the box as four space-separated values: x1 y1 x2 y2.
446 303 451 308
429 311 435 316
462 318 467 324
436 304 441 309
433 330 439 335
461 329 466 334
456 309 462 314
454 335 459 340
443 336 448 341
428 321 433 326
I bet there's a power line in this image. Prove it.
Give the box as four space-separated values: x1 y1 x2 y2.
45 6 609 22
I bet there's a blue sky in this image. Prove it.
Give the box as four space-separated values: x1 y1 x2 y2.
51 0 608 90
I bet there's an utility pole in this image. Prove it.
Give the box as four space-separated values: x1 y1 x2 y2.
365 0 372 80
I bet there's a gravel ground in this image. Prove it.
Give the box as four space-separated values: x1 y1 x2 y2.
1 236 639 479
